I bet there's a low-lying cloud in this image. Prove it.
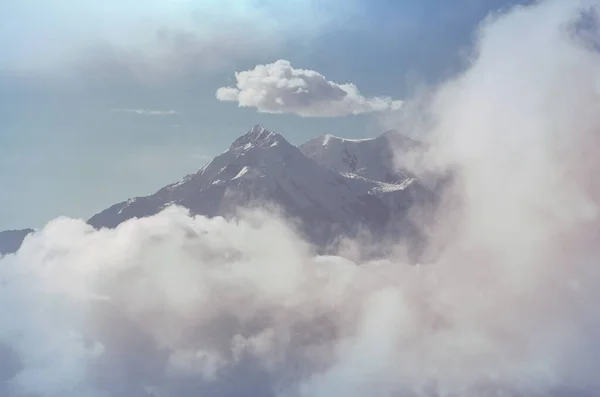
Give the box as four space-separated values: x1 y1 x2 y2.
0 202 592 397
4 0 600 396
216 60 404 117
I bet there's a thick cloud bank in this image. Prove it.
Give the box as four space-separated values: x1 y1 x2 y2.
216 60 403 117
4 0 600 396
2 204 596 397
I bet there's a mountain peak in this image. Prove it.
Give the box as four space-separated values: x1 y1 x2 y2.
229 124 288 151
299 129 421 184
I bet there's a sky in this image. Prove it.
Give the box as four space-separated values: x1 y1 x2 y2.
4 1 600 396
0 0 531 230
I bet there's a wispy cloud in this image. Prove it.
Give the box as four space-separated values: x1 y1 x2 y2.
1 0 359 80
111 108 179 116
216 60 403 117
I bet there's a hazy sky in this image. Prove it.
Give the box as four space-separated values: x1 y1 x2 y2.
0 0 530 230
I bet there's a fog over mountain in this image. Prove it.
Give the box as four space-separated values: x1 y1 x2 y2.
2 1 600 397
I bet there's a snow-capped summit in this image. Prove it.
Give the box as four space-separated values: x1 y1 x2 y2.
229 124 288 151
87 125 429 250
300 129 421 184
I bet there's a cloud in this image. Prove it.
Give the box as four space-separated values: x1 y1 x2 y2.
5 0 600 396
216 60 403 117
111 108 179 116
1 0 358 82
75 29 283 86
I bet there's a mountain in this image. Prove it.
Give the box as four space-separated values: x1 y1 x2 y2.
89 125 430 252
0 229 34 256
1 125 433 259
299 130 422 184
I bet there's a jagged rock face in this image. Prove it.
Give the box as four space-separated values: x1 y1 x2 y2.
88 125 431 253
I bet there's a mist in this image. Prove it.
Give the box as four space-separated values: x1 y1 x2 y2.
3 0 600 396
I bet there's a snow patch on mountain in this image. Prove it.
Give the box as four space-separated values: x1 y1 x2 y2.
300 130 421 184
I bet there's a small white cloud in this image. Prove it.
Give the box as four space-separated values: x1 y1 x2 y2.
216 60 403 117
215 87 240 102
111 108 179 116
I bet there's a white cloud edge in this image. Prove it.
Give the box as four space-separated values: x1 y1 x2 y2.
216 60 403 118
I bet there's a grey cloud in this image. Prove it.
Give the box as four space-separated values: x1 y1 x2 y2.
216 60 404 117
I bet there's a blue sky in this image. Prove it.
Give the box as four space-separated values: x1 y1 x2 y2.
0 0 530 230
